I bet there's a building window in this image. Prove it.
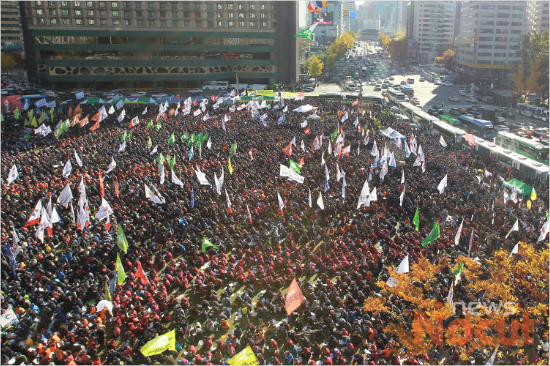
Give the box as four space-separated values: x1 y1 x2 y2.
238 21 245 27
495 29 508 34
207 20 213 27
112 10 118 16
493 53 506 57
159 3 165 9
271 4 276 10
478 36 492 41
61 9 68 15
512 6 524 10
135 2 141 8
260 4 266 10
98 1 105 6
497 13 509 18
479 28 493 33
478 52 491 57
494 45 506 49
75 10 82 15
124 19 131 25
511 14 523 18
137 19 143 25
48 9 56 15
61 1 68 6
62 18 70 24
510 30 522 34
249 13 255 19
161 20 166 26
249 4 255 10
228 13 233 18
123 10 130 16
495 37 508 42
134 10 142 16
148 20 154 25
183 11 189 17
47 1 55 5
160 11 166 17
496 21 508 26
207 3 212 10
122 1 129 7
183 3 188 9
217 20 223 27
100 19 106 25
511 22 522 26
148 11 154 17
172 20 178 26
76 18 83 24
478 45 492 49
260 13 266 19
87 10 94 15
228 21 234 27
207 12 212 18
195 3 200 9
195 20 201 26
184 20 189 26
88 19 95 24
238 4 244 10
171 3 177 9
172 11 177 17
510 37 521 42
216 12 222 18
249 21 255 27
271 13 276 19
227 4 233 10
480 4 495 9
479 20 494 25
480 13 495 17
36 18 45 24
260 21 266 27
111 2 118 7
147 2 153 8
50 18 57 24
99 10 106 16
497 5 510 10
86 1 93 6
217 3 222 10
36 9 44 15
74 1 81 6
113 19 119 25
238 12 244 18
195 11 201 18
271 22 276 27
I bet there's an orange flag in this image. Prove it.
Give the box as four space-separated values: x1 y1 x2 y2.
71 114 80 127
98 172 105 199
91 111 100 122
136 261 150 285
68 107 73 119
283 142 292 157
114 176 119 198
74 104 81 117
78 116 89 127
465 132 476 146
89 120 100 132
285 278 304 315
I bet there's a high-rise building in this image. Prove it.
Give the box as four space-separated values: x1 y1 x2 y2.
342 1 357 33
311 1 342 45
21 1 299 89
525 1 549 33
456 1 527 85
1 1 24 54
410 1 456 62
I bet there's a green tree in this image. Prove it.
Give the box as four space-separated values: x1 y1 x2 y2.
1 53 16 76
388 39 408 61
513 34 531 92
307 55 324 77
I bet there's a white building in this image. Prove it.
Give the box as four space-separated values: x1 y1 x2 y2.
525 1 549 33
456 1 527 86
410 1 456 62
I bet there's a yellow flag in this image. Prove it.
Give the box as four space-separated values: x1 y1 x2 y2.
530 188 537 201
140 329 176 357
105 282 111 301
30 116 38 127
527 200 532 210
227 346 259 365
228 157 233 175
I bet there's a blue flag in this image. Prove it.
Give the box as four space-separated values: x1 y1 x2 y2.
191 188 194 208
277 113 286 125
188 146 194 160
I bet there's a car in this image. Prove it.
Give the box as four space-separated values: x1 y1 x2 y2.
459 107 469 114
458 90 468 96
130 91 148 97
373 86 381 91
400 80 407 86
466 97 478 103
494 125 510 132
448 108 461 116
442 81 454 86
419 77 425 82
448 96 460 102
467 106 479 112
389 76 394 80
189 89 202 94
151 93 168 99
501 111 516 119
495 117 508 124
381 84 388 89
45 91 58 98
410 97 420 105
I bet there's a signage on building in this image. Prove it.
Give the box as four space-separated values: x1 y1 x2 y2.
343 9 350 17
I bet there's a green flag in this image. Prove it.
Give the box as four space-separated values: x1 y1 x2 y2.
421 220 441 246
167 133 176 145
168 154 176 170
294 26 315 41
117 223 129 253
450 262 464 276
21 131 31 141
116 254 126 285
331 128 338 142
147 137 152 149
38 111 47 124
147 120 154 130
140 329 176 357
289 159 301 174
50 107 54 121
62 119 71 132
105 282 111 301
28 109 34 118
121 131 127 142
182 131 189 141
24 118 29 127
156 152 165 165
14 108 19 120
230 142 237 157
195 139 202 148
202 237 218 253
413 207 420 232
127 130 133 140
156 122 162 131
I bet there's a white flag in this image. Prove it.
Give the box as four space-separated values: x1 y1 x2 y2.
505 219 519 238
215 169 224 195
387 255 409 287
98 106 108 122
57 183 73 208
50 206 62 224
7 165 18 185
130 116 139 127
142 106 148 115
336 163 341 181
537 219 550 242
317 192 324 210
62 160 72 178
413 156 421 167
159 163 165 185
363 131 369 146
225 188 232 212
150 145 158 155
118 141 126 153
371 140 378 156
288 167 304 184
301 140 305 152
468 228 475 257
95 198 113 221
342 175 347 198
206 138 212 149
437 174 448 195
277 191 285 215
108 105 115 114
509 243 519 257
105 158 116 173
195 165 211 186
401 169 405 184
117 109 126 122
486 347 499 366
144 184 165 204
308 188 312 208
116 100 124 110
321 152 325 166
25 200 43 226
75 91 84 100
400 186 405 207
454 218 464 246
279 164 290 177
74 149 83 167
291 136 296 146
328 140 332 156
447 283 454 305
439 135 447 148
171 170 184 188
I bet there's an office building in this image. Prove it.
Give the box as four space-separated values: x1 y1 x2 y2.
311 1 342 45
410 1 456 62
456 1 527 84
21 1 299 89
1 1 24 53
525 1 549 33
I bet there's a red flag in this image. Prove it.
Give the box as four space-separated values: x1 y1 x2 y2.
68 107 73 119
299 157 305 168
283 142 293 157
106 214 111 230
352 98 359 106
465 132 476 146
303 126 311 135
136 261 150 285
297 91 304 98
99 172 105 199
114 176 120 198
342 145 350 156
71 114 80 127
74 104 81 117
358 123 361 133
89 120 100 132
176 93 181 99
337 110 343 117
78 116 89 127
248 149 254 161
91 111 100 122
285 278 305 315
246 204 252 225
193 99 198 106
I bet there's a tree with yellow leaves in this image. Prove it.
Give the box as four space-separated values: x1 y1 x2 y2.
363 242 548 364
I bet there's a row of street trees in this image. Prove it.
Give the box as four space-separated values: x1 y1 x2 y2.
512 30 549 100
304 31 357 78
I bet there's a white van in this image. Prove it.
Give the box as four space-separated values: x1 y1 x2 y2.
396 114 411 124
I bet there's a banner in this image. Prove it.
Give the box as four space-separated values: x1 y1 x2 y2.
285 278 304 315
140 329 176 357
227 346 260 365
0 305 19 329
247 90 274 96
1 95 22 114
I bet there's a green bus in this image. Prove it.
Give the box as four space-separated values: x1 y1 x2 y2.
495 131 549 164
439 115 461 127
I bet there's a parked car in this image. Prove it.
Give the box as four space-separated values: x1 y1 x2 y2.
466 97 478 103
389 76 394 80
448 108 461 116
410 97 420 105
373 86 381 91
419 77 425 82
189 89 202 93
151 94 168 99
442 81 454 86
494 125 510 132
448 96 460 102
495 117 508 124
400 80 407 85
459 107 469 114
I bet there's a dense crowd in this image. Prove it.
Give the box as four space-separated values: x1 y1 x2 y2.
1 93 548 365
